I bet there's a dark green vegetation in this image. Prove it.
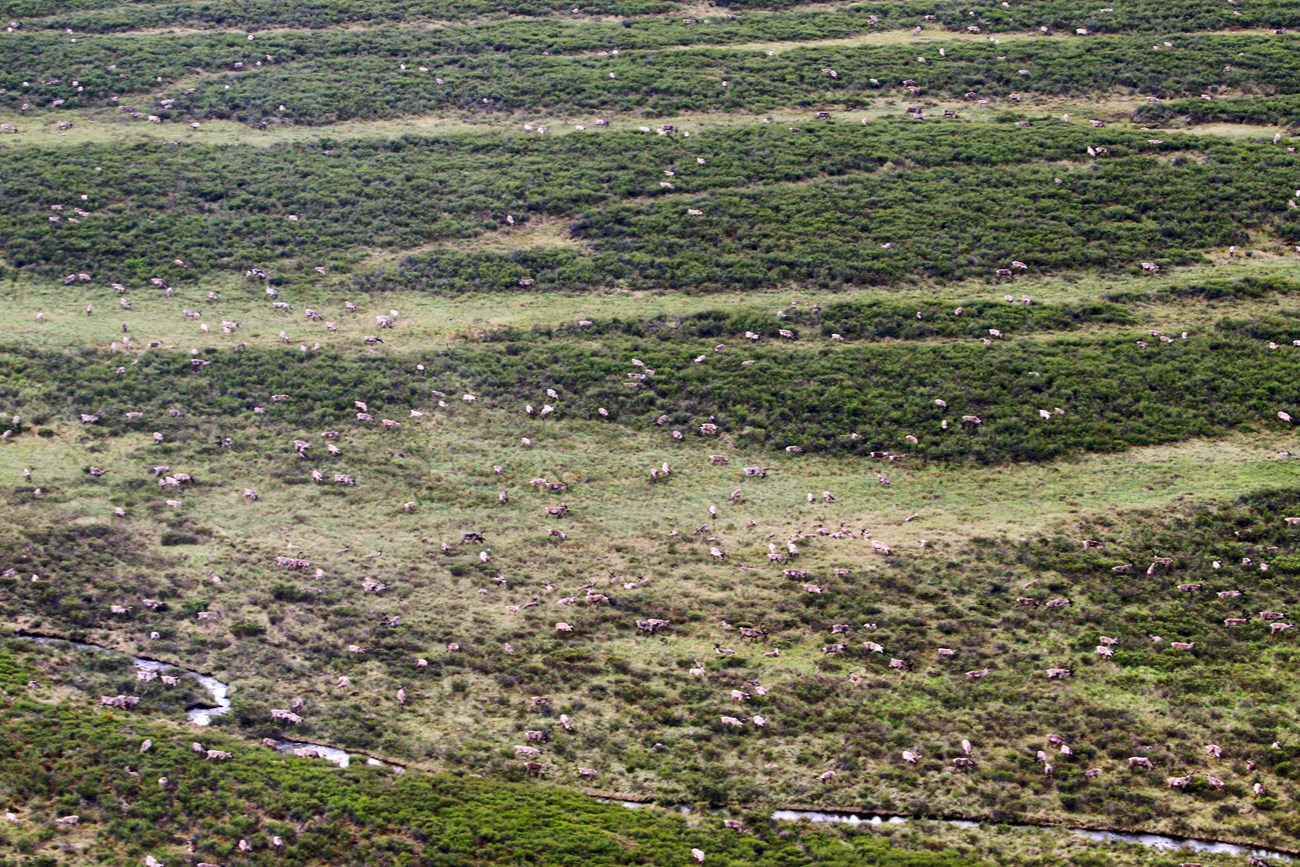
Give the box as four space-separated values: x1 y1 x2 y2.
453 151 1291 292
9 0 1300 34
4 0 1300 862
1137 95 1300 128
5 31 1300 123
165 34 1300 123
514 297 1140 341
2 122 1298 288
1105 273 1300 304
0 312 1297 465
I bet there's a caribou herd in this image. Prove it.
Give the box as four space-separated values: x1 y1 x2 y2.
9 263 1299 845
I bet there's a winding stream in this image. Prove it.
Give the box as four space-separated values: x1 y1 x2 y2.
771 809 1292 862
11 633 402 769
11 632 1294 862
271 738 406 773
14 633 231 724
130 656 231 725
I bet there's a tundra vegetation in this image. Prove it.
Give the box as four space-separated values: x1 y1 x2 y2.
1 0 1300 863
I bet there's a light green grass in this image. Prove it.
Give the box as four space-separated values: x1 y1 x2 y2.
5 254 1299 352
1 91 1290 149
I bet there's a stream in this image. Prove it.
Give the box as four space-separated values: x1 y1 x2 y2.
272 739 405 772
770 810 1292 862
10 633 400 770
14 632 231 724
11 632 1294 862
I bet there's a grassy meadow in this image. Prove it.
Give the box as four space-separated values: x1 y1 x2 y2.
2 0 1300 863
